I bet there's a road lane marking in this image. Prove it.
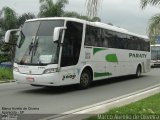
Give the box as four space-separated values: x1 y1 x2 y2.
40 83 160 120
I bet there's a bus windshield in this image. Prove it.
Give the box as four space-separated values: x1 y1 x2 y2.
15 20 64 65
151 46 160 60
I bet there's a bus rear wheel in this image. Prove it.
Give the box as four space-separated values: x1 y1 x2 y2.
79 69 92 89
135 65 142 78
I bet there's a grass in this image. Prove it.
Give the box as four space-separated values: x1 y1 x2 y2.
0 67 13 81
87 93 160 120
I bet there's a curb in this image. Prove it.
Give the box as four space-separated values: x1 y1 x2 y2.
40 84 160 120
0 80 15 84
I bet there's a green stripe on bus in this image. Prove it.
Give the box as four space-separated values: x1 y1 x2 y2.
94 72 112 78
105 54 118 62
93 48 106 55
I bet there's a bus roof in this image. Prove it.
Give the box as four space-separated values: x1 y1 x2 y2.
26 17 149 40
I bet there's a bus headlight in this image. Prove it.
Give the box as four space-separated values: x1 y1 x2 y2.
13 67 19 72
43 68 58 74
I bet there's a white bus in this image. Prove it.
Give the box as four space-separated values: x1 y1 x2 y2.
151 44 160 67
4 17 150 89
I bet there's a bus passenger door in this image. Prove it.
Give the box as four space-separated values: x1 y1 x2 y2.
59 21 83 85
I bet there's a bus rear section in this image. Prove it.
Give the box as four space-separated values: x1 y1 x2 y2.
151 44 160 67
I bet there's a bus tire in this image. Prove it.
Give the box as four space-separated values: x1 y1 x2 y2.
135 65 142 78
79 69 92 89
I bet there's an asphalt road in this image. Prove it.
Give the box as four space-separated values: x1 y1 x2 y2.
0 68 160 119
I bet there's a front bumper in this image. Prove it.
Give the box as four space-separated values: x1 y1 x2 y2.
151 62 160 67
14 71 61 86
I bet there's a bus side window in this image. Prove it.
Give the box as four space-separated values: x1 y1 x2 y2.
85 26 93 46
85 35 91 46
61 21 83 67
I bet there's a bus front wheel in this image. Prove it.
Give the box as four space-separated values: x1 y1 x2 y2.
135 65 142 78
79 69 92 89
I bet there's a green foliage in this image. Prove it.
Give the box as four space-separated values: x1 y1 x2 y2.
18 13 35 27
0 54 10 62
0 7 18 63
0 67 13 80
0 30 4 42
107 93 160 114
140 0 160 9
0 7 36 63
141 0 160 43
91 17 101 22
0 34 10 63
0 43 10 52
87 93 160 120
0 7 36 29
63 11 80 18
0 32 18 63
62 11 101 22
148 13 160 41
39 0 68 17
1 7 18 31
80 15 91 21
86 0 103 18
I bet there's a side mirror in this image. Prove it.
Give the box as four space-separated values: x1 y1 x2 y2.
53 27 66 42
4 29 20 43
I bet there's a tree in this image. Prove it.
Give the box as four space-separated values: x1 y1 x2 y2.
0 7 36 63
140 0 160 43
18 13 35 27
86 0 103 18
39 0 68 17
63 11 80 18
0 7 18 63
140 0 160 9
62 11 101 22
148 13 160 43
0 7 18 48
0 18 3 42
62 11 90 20
0 7 18 31
91 17 101 22
0 29 4 43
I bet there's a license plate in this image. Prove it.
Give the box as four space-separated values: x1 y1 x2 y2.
26 77 35 82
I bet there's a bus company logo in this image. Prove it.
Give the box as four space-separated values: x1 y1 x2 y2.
129 53 147 58
62 74 76 80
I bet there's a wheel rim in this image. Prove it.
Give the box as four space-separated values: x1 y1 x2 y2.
80 73 90 87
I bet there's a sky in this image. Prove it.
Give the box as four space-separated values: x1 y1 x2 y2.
0 0 159 35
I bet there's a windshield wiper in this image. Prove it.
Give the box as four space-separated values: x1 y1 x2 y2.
28 36 38 55
29 42 34 55
33 37 39 56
